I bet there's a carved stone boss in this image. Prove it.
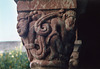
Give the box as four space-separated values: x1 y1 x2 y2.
15 0 77 68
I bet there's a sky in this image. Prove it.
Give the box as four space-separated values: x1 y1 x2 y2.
0 0 21 41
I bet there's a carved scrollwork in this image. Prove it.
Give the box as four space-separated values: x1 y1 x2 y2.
17 9 76 68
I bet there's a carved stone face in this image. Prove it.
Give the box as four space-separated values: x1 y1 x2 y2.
65 17 75 31
17 12 29 37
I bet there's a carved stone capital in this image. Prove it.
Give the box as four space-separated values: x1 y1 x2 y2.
15 0 77 69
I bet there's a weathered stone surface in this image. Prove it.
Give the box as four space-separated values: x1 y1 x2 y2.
69 51 79 69
15 0 77 69
17 0 77 11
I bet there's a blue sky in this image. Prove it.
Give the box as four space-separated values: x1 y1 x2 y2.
0 0 21 41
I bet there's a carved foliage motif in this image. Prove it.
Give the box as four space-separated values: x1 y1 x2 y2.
17 9 76 68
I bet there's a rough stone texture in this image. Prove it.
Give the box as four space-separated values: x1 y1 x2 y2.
68 40 81 69
69 51 79 69
17 0 77 11
15 0 77 69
